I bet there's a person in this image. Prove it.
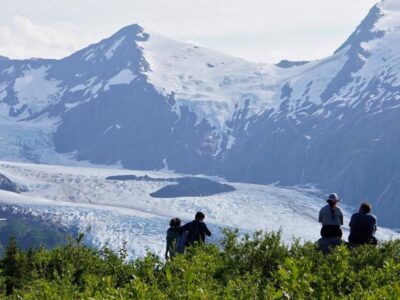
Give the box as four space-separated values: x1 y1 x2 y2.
165 218 182 260
318 193 344 238
180 212 211 246
348 202 378 246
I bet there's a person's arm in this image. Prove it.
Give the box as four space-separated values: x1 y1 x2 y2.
180 222 190 232
203 223 211 236
339 208 344 225
318 209 322 223
165 232 171 259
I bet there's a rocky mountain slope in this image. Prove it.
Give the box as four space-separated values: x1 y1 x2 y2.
0 0 399 226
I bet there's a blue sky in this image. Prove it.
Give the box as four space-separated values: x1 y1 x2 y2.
0 0 378 63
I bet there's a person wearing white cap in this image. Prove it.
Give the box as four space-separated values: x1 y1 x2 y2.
318 193 344 238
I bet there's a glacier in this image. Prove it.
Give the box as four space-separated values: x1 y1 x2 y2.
0 161 398 259
0 0 399 228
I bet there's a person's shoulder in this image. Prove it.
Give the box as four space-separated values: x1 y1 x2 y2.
166 227 173 236
184 220 195 227
336 205 344 212
320 204 329 211
200 221 208 227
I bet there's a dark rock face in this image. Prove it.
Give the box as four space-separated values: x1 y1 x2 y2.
54 81 217 173
321 5 385 102
217 97 400 227
276 60 310 68
0 174 19 193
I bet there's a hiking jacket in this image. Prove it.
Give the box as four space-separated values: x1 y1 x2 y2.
166 227 181 254
348 212 377 244
319 204 344 226
180 220 211 245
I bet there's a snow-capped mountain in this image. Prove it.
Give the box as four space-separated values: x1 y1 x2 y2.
0 0 400 227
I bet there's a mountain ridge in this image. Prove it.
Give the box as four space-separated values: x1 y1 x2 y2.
0 0 400 227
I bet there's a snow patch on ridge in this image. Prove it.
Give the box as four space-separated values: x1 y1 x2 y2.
104 69 136 91
105 37 125 60
379 0 400 13
376 1 400 31
139 32 283 134
13 66 61 115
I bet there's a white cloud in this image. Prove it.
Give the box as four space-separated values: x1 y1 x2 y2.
0 0 379 62
0 16 96 59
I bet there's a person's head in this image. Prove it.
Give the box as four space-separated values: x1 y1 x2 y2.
327 193 340 206
169 218 181 227
195 211 205 221
359 202 372 214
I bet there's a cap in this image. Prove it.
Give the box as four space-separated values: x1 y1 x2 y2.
327 193 340 202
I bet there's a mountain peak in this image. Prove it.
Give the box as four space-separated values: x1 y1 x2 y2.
334 4 384 54
0 55 9 61
111 24 149 42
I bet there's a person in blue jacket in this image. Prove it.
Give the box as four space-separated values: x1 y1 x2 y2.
165 218 182 260
180 212 211 246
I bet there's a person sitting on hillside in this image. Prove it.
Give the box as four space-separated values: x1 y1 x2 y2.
180 212 211 246
348 202 377 246
165 218 182 260
319 193 344 238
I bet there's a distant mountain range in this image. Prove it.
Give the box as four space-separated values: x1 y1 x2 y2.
0 0 399 227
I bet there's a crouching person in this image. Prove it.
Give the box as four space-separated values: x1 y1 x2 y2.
348 202 378 246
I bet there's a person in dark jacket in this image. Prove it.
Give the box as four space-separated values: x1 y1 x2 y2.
180 212 211 246
348 202 378 246
165 218 182 260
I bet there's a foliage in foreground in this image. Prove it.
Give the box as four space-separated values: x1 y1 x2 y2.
0 216 68 256
0 230 399 299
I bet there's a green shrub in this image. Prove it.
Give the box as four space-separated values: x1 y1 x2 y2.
0 231 398 299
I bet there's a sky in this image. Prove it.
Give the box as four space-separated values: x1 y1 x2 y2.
0 0 378 63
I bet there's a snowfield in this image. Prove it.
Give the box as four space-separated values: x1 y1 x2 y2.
0 161 398 258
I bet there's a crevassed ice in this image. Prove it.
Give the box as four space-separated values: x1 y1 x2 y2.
0 161 398 259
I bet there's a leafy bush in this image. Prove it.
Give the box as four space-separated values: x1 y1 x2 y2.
0 230 399 299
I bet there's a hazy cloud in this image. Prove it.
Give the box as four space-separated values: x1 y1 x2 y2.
0 0 378 62
0 16 96 59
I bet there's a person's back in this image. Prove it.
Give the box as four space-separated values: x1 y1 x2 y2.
165 218 182 259
319 205 344 226
318 193 344 238
181 212 211 246
348 203 377 245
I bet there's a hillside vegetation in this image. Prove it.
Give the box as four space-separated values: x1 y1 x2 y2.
0 230 399 299
0 217 68 256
